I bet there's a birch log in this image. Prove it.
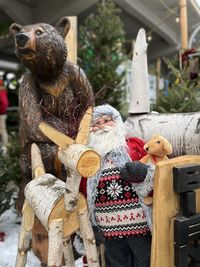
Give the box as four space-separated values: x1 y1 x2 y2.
63 236 75 267
58 144 101 177
125 112 200 156
48 219 64 267
24 174 66 231
78 209 99 267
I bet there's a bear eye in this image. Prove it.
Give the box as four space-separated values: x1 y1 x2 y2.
36 30 43 35
157 141 161 144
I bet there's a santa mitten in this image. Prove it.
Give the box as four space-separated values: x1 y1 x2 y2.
120 161 148 183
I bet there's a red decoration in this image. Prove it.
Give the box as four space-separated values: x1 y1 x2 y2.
0 232 5 242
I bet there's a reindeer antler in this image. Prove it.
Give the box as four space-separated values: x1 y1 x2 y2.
39 122 75 148
31 143 46 177
76 106 93 145
39 106 92 147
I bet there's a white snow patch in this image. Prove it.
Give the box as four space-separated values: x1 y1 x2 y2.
0 206 83 266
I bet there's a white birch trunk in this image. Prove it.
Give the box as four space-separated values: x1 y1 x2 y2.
24 174 66 230
129 28 150 114
64 169 81 212
48 219 64 267
125 112 200 156
78 209 99 267
63 236 76 267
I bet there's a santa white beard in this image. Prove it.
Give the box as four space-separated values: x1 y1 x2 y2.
88 121 128 157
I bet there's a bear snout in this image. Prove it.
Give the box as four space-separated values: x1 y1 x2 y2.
15 33 29 47
145 146 149 152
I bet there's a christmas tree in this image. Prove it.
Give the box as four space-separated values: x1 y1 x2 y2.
78 0 127 110
155 50 200 113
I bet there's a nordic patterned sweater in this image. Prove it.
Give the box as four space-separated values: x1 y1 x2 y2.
94 158 150 239
80 137 150 239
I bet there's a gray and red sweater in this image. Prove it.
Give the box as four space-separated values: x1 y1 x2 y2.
80 137 150 239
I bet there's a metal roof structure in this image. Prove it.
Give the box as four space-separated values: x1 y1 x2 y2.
0 0 199 70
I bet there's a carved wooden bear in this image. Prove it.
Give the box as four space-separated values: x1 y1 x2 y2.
10 17 93 207
10 17 93 264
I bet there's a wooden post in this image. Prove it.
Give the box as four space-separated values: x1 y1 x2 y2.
156 58 161 106
48 219 64 267
65 16 77 64
179 0 188 50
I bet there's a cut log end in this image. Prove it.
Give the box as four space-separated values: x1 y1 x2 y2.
77 150 101 177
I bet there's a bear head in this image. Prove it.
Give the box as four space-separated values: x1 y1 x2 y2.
143 134 172 158
9 17 70 80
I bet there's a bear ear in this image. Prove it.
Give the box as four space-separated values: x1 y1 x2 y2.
9 23 23 35
164 140 172 155
55 17 70 38
152 134 160 139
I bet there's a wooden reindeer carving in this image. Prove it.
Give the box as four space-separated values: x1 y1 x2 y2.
15 107 100 267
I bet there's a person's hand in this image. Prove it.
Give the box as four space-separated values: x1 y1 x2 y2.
120 161 148 183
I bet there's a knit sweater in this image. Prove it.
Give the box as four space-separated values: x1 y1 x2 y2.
94 161 150 239
79 137 150 239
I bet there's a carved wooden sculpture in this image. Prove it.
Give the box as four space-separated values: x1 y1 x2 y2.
16 107 100 267
9 17 94 264
9 17 94 212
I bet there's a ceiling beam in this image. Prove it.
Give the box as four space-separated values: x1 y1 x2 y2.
32 0 98 24
149 43 180 61
0 0 32 24
114 0 178 47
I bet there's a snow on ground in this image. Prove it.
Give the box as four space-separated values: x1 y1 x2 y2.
0 206 83 267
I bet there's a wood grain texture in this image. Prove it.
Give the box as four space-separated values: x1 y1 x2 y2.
151 155 200 267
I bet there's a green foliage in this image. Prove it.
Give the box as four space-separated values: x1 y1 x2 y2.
78 0 127 110
0 132 21 215
154 55 200 113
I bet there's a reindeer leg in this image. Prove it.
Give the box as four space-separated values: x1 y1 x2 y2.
63 235 76 267
48 219 64 267
15 201 34 267
78 209 99 267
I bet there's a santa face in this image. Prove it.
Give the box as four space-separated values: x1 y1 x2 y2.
91 115 115 132
89 115 127 157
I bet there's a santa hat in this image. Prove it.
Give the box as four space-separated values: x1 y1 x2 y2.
93 104 122 123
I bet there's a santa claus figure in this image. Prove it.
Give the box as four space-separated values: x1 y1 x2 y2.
80 104 152 267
